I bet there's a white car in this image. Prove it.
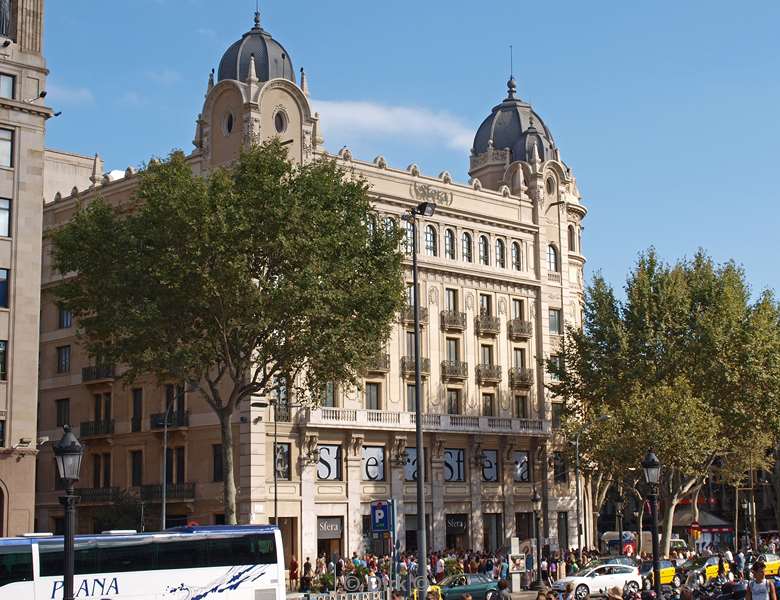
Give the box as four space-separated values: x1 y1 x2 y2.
553 564 641 600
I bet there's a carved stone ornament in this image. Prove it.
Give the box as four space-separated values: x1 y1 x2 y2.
428 287 439 306
302 433 319 464
407 164 421 176
429 387 441 407
410 182 453 207
499 389 510 411
433 438 445 459
438 171 453 184
465 293 475 312
391 436 407 466
503 442 516 461
373 155 388 169
471 178 483 191
349 434 364 457
498 298 507 316
471 441 483 466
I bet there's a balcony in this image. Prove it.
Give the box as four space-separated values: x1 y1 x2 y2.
440 310 467 330
441 360 468 380
76 487 119 504
509 367 534 388
548 272 562 283
139 482 195 502
508 319 533 340
476 364 502 384
150 411 189 430
476 314 501 336
301 406 548 436
79 419 115 437
400 305 428 325
400 356 430 377
82 365 115 383
364 353 390 373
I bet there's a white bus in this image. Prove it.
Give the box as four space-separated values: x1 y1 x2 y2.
0 524 285 600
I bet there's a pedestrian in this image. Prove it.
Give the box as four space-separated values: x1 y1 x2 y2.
746 561 777 600
336 555 345 590
563 583 575 600
302 556 312 593
541 557 550 587
366 569 381 592
498 579 511 600
290 555 299 591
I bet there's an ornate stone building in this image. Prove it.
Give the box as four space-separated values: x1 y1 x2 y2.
35 12 590 559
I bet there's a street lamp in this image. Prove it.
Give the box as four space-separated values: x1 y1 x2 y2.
575 414 609 557
532 487 543 589
160 399 174 530
402 200 436 599
54 425 84 600
642 449 662 599
614 494 625 555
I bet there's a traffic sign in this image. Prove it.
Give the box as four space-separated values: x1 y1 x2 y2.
690 520 701 531
370 500 390 532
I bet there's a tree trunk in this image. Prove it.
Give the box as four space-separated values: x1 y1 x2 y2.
637 503 645 556
219 410 238 525
692 486 701 523
773 445 780 533
661 499 676 558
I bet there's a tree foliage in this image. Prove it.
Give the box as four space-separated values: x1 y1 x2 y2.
551 249 780 554
53 142 406 523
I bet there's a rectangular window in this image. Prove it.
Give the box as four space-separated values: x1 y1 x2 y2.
446 338 459 362
131 388 142 432
404 447 429 481
0 74 14 99
549 354 562 381
0 268 8 308
0 340 6 380
317 444 342 481
212 444 223 482
479 293 492 316
405 282 414 306
58 305 72 329
175 446 185 483
515 395 528 419
165 383 185 413
405 330 415 358
56 345 70 374
0 420 4 447
0 129 12 168
275 443 291 481
557 512 569 550
513 451 530 482
55 398 70 427
446 389 460 415
445 288 458 311
552 402 564 429
165 447 173 485
130 451 143 486
365 382 381 410
92 454 101 488
513 347 526 368
102 453 111 488
554 452 568 483
481 449 499 482
443 448 466 482
406 383 416 413
322 381 336 407
480 344 493 365
549 308 562 334
362 446 385 481
0 199 9 237
482 393 494 417
512 298 524 319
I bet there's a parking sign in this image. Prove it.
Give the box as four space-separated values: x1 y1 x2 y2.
370 500 390 532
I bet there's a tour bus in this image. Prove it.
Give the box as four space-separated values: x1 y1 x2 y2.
0 524 285 599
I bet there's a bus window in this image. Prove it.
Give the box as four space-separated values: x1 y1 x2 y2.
39 541 63 576
157 537 207 570
0 546 33 587
99 538 156 573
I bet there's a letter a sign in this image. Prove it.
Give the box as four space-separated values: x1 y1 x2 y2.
371 500 390 532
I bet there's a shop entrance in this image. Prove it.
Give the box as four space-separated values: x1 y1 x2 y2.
445 514 469 550
317 516 343 562
276 517 297 566
483 513 503 552
405 513 432 553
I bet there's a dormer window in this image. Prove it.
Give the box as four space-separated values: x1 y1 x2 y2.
223 112 234 136
274 111 288 134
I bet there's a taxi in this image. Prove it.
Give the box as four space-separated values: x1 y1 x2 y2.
757 554 780 577
640 559 681 589
676 555 731 585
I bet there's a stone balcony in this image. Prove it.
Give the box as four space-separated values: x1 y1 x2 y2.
508 319 533 340
400 356 430 377
509 367 534 388
149 410 190 430
400 305 428 325
301 407 548 436
440 310 467 331
441 360 468 380
476 363 502 384
364 353 390 373
475 314 501 336
82 365 115 384
79 419 115 437
548 272 562 283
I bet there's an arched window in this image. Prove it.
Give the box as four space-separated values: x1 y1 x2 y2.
495 239 506 268
403 220 415 255
568 225 576 252
444 229 456 259
462 233 473 263
478 235 490 265
383 216 396 235
547 244 559 272
512 242 522 271
425 225 437 257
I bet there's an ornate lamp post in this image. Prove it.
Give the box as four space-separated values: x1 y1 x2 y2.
532 487 543 589
402 200 436 600
54 426 84 600
615 494 625 555
642 450 662 599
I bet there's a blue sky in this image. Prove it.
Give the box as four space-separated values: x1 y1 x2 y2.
45 1 779 296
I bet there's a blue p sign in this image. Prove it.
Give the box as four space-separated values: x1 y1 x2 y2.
371 501 389 532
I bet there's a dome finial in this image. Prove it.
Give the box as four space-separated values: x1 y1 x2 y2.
506 44 517 99
507 76 517 99
253 0 261 29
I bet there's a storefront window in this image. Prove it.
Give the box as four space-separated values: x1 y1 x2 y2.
362 446 385 481
481 449 498 482
513 451 530 482
444 448 465 482
445 514 469 549
317 445 342 481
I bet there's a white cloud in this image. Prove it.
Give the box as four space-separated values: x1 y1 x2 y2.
312 99 473 152
47 82 95 106
196 27 216 39
145 68 182 85
117 91 148 108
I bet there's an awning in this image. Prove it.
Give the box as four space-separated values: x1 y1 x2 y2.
670 507 733 532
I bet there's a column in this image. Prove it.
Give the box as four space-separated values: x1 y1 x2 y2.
469 437 484 552
431 441 446 551
238 399 268 524
346 434 364 556
300 432 319 562
502 440 516 548
391 435 407 553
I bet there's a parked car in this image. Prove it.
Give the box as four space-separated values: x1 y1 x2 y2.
640 559 681 589
429 574 499 600
757 554 780 577
677 556 732 585
554 564 641 600
583 556 640 570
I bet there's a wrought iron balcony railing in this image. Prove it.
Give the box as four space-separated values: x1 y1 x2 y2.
508 319 533 339
509 367 534 388
82 365 115 383
364 353 391 372
476 363 502 384
440 310 467 330
139 482 195 502
79 419 115 437
76 487 119 504
441 360 468 380
400 356 430 376
149 411 189 430
400 305 428 324
476 314 501 335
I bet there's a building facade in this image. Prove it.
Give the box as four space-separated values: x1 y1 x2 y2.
0 0 50 537
36 12 591 559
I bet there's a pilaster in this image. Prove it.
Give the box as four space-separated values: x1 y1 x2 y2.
238 400 268 524
390 435 407 553
346 434 364 556
502 440 516 548
469 437 484 552
300 432 319 561
431 441 446 551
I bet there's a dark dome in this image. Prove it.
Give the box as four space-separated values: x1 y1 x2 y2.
472 78 556 163
217 12 295 84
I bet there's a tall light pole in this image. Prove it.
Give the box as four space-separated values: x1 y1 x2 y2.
642 450 662 600
615 494 624 555
402 200 436 598
532 487 543 589
574 414 609 557
54 426 84 600
160 399 174 530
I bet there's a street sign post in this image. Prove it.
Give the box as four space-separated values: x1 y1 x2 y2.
371 500 390 532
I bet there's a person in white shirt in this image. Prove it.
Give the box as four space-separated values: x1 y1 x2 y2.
435 556 445 582
746 561 777 600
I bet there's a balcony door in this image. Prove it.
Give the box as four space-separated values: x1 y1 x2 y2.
446 338 460 362
513 348 526 368
480 345 493 366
